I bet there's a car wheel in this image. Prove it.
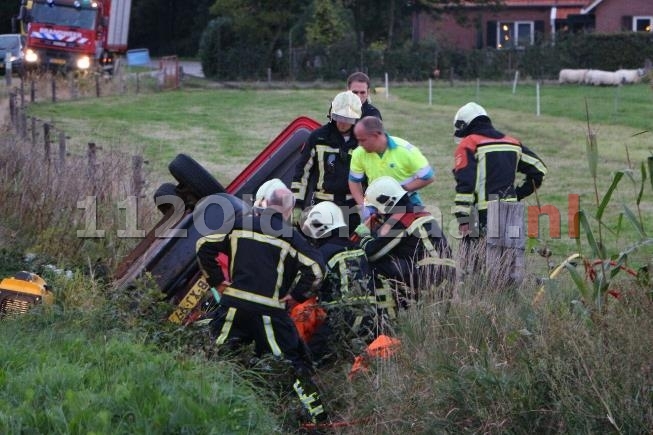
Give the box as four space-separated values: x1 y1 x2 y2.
168 154 225 206
153 182 180 214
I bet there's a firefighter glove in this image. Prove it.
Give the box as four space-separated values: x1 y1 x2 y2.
293 207 303 225
354 224 371 238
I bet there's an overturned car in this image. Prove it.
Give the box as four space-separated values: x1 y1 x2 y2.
113 116 320 324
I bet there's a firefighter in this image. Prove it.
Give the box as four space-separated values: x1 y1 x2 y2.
353 176 455 305
452 102 547 238
252 178 286 213
291 90 362 231
196 185 328 424
299 201 380 365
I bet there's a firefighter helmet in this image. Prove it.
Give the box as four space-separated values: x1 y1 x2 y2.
453 102 488 138
364 176 407 214
254 178 286 210
301 201 347 239
330 91 362 125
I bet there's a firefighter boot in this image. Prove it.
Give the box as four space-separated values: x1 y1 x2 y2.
292 375 328 424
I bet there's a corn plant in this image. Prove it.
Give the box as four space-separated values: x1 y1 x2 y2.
560 108 653 312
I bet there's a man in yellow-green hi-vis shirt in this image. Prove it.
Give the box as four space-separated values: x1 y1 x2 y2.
348 116 435 220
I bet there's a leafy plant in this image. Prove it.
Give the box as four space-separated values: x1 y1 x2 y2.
557 108 652 312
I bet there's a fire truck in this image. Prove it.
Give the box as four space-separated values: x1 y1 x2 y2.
17 0 131 73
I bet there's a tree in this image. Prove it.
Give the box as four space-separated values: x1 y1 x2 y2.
341 0 504 49
129 0 213 56
1 3 20 34
305 1 352 46
209 0 307 66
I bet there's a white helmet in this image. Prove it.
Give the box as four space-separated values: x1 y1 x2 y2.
330 91 362 125
301 201 347 239
364 176 407 214
254 178 286 210
453 102 488 137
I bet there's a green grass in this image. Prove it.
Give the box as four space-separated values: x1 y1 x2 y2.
24 79 653 265
3 77 653 433
0 288 277 434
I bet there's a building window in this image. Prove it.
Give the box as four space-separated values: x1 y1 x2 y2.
497 21 534 49
633 16 652 32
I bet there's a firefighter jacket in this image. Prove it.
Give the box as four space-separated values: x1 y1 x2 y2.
358 204 453 285
196 209 325 315
292 122 358 209
362 100 382 120
316 236 373 303
453 129 547 224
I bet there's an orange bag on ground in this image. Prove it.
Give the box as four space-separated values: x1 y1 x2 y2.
349 334 401 378
290 296 327 342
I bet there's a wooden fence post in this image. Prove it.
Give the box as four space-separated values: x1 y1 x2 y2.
87 142 98 195
485 200 525 288
95 74 101 97
9 91 15 125
87 142 97 174
30 79 35 103
70 75 78 100
51 74 56 102
58 131 66 172
20 110 27 138
20 79 25 107
14 103 20 135
43 123 51 161
31 116 37 147
131 155 144 197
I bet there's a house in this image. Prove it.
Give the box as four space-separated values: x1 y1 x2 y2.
414 0 653 50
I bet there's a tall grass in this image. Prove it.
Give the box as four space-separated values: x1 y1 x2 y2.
0 132 157 269
314 260 653 433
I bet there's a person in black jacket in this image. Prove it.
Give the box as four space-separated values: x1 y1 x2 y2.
347 71 382 120
353 177 455 306
196 186 328 424
452 102 547 237
299 201 381 365
291 90 362 231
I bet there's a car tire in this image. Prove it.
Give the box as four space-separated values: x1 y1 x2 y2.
168 154 226 206
153 182 180 214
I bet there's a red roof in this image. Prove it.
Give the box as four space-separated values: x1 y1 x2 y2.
503 0 591 6
555 6 582 18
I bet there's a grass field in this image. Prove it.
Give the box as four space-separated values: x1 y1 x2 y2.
1 77 652 433
23 78 653 264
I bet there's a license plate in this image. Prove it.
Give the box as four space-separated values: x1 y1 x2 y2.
168 276 211 324
49 58 66 65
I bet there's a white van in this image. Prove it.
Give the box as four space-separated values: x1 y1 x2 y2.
0 34 25 75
